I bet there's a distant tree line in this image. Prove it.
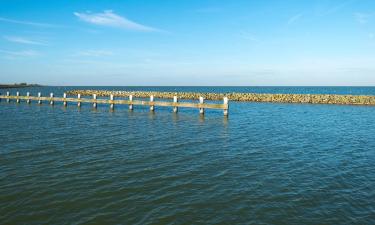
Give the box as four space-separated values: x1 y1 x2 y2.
0 83 42 89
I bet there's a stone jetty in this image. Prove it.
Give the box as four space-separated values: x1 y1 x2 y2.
66 90 375 106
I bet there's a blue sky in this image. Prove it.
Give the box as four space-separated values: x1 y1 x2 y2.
0 0 375 86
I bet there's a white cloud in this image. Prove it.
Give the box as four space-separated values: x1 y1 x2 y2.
0 17 58 28
3 36 47 45
354 13 371 24
238 31 260 43
287 13 303 25
0 49 41 59
74 10 158 32
194 7 222 13
318 0 355 16
75 50 113 57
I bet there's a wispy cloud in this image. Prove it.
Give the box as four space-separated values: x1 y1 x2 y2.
75 50 114 57
0 17 59 28
0 49 41 59
238 31 260 43
74 10 159 32
194 7 222 13
354 13 371 24
3 36 47 45
318 0 356 16
287 13 303 25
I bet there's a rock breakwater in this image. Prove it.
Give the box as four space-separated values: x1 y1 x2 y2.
66 90 375 105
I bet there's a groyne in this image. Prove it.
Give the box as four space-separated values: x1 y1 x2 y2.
66 90 375 106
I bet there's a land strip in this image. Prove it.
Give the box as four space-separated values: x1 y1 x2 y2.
0 84 41 89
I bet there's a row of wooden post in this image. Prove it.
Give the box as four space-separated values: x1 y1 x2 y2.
2 91 229 116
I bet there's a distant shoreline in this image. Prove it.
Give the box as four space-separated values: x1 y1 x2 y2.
0 84 42 89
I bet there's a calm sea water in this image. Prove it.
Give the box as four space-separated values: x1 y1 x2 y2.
1 86 375 224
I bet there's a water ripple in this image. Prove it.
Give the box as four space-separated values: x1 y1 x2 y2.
1 87 375 224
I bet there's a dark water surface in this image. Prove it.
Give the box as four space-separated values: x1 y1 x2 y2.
1 87 375 224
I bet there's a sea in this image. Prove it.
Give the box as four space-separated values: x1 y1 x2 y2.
1 86 375 224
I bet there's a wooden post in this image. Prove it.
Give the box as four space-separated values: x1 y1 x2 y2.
16 92 20 103
26 92 31 104
50 93 54 105
129 95 133 110
199 96 204 115
38 92 42 104
77 94 81 107
6 91 10 103
150 95 154 111
93 94 97 108
173 96 178 113
223 97 229 117
110 94 114 110
63 93 67 107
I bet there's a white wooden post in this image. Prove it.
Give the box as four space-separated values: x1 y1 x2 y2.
50 93 54 105
77 94 81 107
129 95 133 110
63 93 67 107
16 91 20 103
93 94 97 108
199 96 204 114
173 96 178 113
26 92 31 104
110 94 114 110
150 95 154 111
223 97 229 117
6 91 10 103
38 92 42 104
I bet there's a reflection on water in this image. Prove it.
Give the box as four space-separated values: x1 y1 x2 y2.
148 111 156 120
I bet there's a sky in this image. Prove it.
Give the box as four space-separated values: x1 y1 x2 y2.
0 0 375 86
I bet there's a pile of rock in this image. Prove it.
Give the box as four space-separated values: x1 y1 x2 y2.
66 90 375 105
